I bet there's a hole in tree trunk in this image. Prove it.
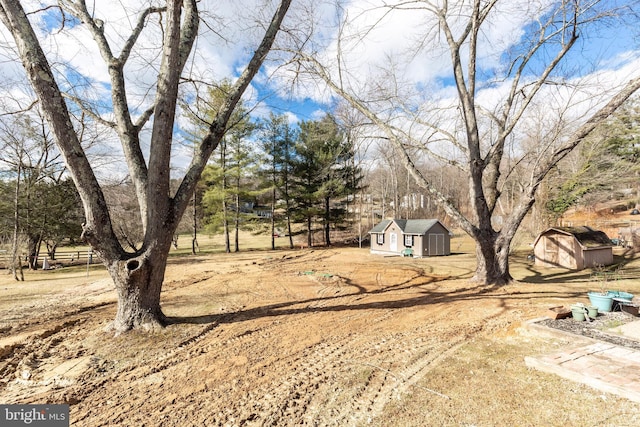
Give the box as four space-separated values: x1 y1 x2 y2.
126 260 140 271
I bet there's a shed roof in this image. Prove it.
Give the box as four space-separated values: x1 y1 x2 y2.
369 219 449 235
536 226 613 248
369 219 392 234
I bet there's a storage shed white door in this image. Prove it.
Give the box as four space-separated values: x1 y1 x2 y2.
390 233 398 252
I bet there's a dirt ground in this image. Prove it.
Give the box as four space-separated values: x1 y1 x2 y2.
2 241 640 426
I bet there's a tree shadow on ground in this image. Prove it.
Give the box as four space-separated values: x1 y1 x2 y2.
166 271 584 327
516 264 593 284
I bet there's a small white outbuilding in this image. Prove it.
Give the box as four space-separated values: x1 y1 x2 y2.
369 219 451 257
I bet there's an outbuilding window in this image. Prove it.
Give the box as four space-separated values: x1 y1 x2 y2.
404 235 413 247
376 234 384 245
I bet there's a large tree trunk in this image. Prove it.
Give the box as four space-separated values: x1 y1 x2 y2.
472 231 513 286
106 240 172 332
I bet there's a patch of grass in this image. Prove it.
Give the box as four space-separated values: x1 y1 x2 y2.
372 336 640 426
598 319 626 330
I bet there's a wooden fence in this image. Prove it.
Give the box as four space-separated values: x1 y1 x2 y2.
1 249 98 270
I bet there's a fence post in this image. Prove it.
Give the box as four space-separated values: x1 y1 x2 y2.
86 249 93 277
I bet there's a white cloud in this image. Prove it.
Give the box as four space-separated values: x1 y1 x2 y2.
2 0 640 177
269 0 558 103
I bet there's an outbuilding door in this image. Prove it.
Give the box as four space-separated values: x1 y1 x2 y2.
545 235 575 268
558 236 574 268
428 233 445 255
389 233 398 252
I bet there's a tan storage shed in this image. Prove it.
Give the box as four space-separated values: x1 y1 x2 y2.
533 226 613 270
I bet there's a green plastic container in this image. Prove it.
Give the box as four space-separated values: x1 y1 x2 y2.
571 305 587 321
588 292 614 312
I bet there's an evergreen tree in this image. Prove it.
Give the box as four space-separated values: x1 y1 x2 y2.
258 113 297 249
184 81 254 253
225 119 258 252
292 114 363 246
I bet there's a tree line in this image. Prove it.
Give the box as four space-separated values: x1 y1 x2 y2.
0 105 365 273
3 94 639 277
189 99 365 252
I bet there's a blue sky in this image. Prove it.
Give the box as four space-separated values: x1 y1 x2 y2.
1 0 639 176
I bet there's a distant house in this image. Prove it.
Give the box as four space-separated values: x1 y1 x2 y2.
533 226 613 270
369 219 451 257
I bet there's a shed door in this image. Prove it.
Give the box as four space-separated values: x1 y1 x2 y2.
390 233 398 252
557 236 575 268
428 234 445 255
546 235 575 268
544 237 559 265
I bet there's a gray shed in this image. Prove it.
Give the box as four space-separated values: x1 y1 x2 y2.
533 226 613 270
369 219 451 257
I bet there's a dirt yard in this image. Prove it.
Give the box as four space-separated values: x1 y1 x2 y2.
2 240 640 426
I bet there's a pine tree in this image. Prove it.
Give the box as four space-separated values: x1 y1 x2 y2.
292 114 363 246
258 113 297 249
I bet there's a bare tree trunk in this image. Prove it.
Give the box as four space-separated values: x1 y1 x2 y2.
191 192 198 255
220 143 231 254
26 235 41 270
11 161 23 281
234 193 239 253
284 173 294 249
223 198 230 253
286 198 294 249
270 187 276 250
106 240 173 332
472 231 512 285
324 196 331 246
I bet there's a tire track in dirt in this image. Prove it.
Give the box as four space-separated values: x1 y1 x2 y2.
207 286 481 425
0 317 89 403
68 313 348 425
68 285 380 423
229 340 351 426
312 328 453 425
114 288 488 424
0 299 114 365
6 249 498 425
217 325 474 426
66 292 339 422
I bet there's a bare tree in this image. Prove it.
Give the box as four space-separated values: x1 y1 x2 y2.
0 108 66 273
0 0 292 332
286 0 640 285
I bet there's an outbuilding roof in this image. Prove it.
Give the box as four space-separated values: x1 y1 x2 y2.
369 219 392 234
369 219 449 235
535 226 613 248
